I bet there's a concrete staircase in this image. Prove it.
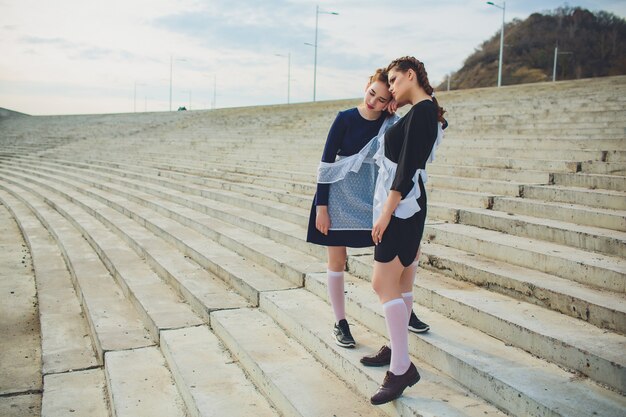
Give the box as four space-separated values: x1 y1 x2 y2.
0 76 624 417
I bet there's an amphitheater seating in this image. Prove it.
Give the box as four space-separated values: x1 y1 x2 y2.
0 75 624 417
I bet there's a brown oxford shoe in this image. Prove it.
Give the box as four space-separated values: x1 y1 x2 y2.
370 362 420 405
360 345 391 367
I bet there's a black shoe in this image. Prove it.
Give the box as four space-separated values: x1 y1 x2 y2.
360 345 391 367
408 311 430 333
370 362 420 405
333 319 356 348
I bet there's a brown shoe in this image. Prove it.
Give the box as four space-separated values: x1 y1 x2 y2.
360 345 391 367
370 362 420 405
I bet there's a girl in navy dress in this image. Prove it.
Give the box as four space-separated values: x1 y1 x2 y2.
366 56 446 405
306 68 393 348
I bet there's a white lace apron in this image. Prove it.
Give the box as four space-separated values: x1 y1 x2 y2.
316 115 399 230
372 122 444 224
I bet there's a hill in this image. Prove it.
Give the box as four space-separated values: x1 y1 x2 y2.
439 6 626 90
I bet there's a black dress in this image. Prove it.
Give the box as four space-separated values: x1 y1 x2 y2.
306 108 387 247
374 100 439 267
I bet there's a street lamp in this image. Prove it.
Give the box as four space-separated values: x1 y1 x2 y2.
169 55 187 111
275 52 291 104
487 1 505 87
553 44 573 82
305 5 338 101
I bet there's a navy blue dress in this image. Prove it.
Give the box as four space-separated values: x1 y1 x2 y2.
306 108 387 247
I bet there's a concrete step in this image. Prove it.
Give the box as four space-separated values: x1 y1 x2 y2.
306 270 626 417
440 137 626 151
0 159 326 287
0 179 154 362
552 172 626 192
0 191 98 375
0 201 41 397
424 222 626 293
211 308 387 417
0 165 297 306
419 241 626 333
160 326 279 417
343 254 626 393
457 207 626 257
105 346 188 417
428 164 551 183
0 171 204 342
580 161 626 175
41 368 109 417
437 147 607 162
521 184 626 210
428 174 525 196
260 288 506 417
0 394 40 417
0 180 154 362
15 158 624 332
493 196 626 232
435 154 577 173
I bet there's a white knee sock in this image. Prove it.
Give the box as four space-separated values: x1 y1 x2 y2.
327 269 345 323
383 298 411 375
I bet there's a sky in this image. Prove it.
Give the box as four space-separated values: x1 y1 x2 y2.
1 0 625 115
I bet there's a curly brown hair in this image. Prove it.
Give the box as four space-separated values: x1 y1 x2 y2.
387 56 446 123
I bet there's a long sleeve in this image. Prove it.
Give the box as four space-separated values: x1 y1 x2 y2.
315 112 347 206
390 105 438 198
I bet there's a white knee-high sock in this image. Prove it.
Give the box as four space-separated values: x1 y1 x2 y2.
383 298 411 375
327 269 345 323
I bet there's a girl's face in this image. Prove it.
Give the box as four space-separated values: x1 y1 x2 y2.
363 80 391 112
388 68 414 105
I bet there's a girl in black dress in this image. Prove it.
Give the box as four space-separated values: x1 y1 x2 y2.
368 57 446 405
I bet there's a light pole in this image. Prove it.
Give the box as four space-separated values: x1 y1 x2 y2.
134 82 145 112
552 44 573 82
169 55 187 111
275 53 291 104
487 1 505 87
305 5 338 101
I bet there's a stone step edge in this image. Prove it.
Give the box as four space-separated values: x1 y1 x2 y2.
305 271 626 416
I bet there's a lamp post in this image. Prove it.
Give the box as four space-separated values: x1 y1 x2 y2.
487 1 505 87
552 44 573 82
275 53 291 104
305 5 338 101
169 55 187 111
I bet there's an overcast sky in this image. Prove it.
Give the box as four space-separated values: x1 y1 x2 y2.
1 0 625 115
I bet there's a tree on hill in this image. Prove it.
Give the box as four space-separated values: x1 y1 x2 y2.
439 7 626 90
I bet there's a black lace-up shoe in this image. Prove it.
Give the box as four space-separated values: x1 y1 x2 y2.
333 319 356 348
370 362 420 405
360 345 391 367
408 311 430 333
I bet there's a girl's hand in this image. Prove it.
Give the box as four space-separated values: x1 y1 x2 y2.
316 206 330 235
386 99 399 115
372 214 391 245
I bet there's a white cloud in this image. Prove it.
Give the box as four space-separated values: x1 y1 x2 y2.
0 0 624 114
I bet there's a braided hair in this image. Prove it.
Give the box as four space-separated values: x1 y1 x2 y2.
387 56 446 123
